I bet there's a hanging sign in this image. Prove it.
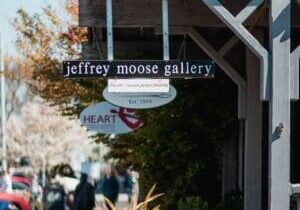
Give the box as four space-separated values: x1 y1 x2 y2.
63 60 215 78
103 85 177 109
80 102 143 134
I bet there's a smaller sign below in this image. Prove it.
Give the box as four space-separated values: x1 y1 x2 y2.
108 79 169 93
80 102 143 134
103 85 177 109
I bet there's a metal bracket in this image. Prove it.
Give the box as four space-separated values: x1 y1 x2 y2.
291 184 300 195
106 0 170 62
162 0 170 61
105 0 170 90
106 0 113 61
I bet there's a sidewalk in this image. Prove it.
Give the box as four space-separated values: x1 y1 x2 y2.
95 193 130 210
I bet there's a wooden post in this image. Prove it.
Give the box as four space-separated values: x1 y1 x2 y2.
244 45 262 210
222 138 237 196
188 28 246 195
238 120 245 190
269 0 291 209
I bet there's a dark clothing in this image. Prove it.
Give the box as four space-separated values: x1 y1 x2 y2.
74 180 95 210
102 176 119 205
44 184 65 210
124 175 133 202
124 175 133 194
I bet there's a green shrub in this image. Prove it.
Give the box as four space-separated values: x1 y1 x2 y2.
177 196 209 210
214 191 243 210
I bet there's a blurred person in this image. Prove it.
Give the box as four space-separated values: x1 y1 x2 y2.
30 173 43 210
103 167 119 210
0 169 12 193
73 173 95 210
124 170 133 203
44 181 66 210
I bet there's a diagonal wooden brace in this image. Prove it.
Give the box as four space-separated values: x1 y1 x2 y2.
236 0 264 23
219 1 267 57
188 28 246 88
188 28 247 119
201 0 269 101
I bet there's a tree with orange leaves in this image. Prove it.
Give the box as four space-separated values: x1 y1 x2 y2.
11 0 100 117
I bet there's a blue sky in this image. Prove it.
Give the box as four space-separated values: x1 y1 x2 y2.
0 0 64 55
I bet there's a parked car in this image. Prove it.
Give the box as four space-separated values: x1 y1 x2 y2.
0 193 30 210
11 177 31 188
0 200 21 210
11 181 31 202
12 182 30 192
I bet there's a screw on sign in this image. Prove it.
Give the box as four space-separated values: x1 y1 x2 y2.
275 122 284 137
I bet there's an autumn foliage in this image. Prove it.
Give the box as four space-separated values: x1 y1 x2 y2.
10 1 239 209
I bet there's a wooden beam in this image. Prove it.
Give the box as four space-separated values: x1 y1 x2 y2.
222 138 238 196
219 36 239 57
82 41 162 60
244 46 262 210
219 1 267 57
238 87 247 120
154 26 189 35
201 0 269 101
79 0 300 28
188 28 247 119
269 0 291 209
105 27 247 92
235 0 264 24
188 28 246 89
238 120 245 191
79 0 269 28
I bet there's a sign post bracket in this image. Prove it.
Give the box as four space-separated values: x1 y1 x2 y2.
106 0 113 61
162 0 169 61
106 0 171 93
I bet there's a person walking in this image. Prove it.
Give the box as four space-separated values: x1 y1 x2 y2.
73 173 95 210
124 170 133 203
0 169 12 193
102 167 119 210
44 182 65 210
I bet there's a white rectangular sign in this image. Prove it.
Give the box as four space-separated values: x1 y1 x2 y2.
108 79 170 93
